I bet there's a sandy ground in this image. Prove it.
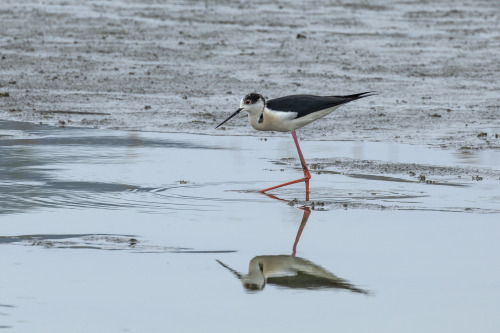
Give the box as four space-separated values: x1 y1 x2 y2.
0 0 499 150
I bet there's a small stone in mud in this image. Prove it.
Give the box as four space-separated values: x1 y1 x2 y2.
0 92 9 97
296 33 306 39
477 132 487 137
310 163 322 170
144 105 151 110
418 174 426 182
409 171 416 177
129 238 138 246
311 201 325 210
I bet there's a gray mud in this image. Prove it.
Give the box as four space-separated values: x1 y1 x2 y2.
0 233 235 253
1 0 499 150
281 156 500 180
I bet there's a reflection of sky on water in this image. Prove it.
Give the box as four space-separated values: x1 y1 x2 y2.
1 120 500 332
1 120 499 215
0 120 220 214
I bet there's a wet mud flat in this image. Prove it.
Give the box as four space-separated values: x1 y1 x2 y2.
1 0 500 331
1 120 500 332
0 0 499 150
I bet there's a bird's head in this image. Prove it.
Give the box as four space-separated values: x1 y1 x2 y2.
216 259 266 292
215 93 265 129
239 93 265 115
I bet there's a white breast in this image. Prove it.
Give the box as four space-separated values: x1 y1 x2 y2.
249 106 340 132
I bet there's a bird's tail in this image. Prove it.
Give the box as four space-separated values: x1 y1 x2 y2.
334 91 376 100
326 91 375 106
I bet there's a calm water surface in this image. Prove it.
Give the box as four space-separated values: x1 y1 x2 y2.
1 120 499 332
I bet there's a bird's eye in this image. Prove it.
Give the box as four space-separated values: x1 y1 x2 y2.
245 100 251 104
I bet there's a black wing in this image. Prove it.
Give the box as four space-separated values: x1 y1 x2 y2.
266 92 374 118
267 271 369 293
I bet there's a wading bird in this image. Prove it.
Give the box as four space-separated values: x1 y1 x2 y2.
216 92 374 200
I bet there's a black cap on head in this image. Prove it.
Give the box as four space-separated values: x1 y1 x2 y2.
244 93 263 104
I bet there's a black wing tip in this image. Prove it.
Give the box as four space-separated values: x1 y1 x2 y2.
338 91 376 99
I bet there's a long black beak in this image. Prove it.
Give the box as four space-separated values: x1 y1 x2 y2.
215 108 242 129
216 259 242 279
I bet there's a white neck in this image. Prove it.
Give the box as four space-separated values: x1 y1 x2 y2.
248 112 265 131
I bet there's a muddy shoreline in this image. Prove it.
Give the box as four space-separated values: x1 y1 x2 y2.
1 0 499 149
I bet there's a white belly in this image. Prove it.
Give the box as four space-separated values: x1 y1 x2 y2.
249 106 340 132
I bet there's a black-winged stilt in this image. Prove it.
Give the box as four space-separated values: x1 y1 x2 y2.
216 255 367 293
216 92 374 200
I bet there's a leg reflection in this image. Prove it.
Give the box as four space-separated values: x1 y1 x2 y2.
258 192 311 257
292 207 310 257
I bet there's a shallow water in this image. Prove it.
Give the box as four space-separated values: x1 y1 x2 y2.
1 120 500 332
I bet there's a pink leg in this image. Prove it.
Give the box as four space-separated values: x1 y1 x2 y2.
259 130 311 201
292 207 311 257
292 130 311 199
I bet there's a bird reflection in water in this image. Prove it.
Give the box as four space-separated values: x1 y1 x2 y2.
217 199 368 294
